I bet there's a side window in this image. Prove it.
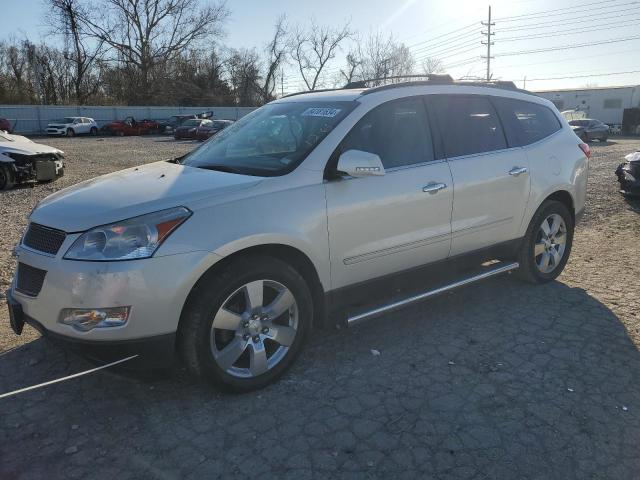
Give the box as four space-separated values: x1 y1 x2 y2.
493 98 562 147
341 97 434 169
432 95 507 157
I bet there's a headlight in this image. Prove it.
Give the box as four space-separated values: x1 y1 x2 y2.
64 207 191 261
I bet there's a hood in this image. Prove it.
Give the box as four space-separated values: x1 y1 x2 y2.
625 152 640 163
176 125 198 132
31 161 263 232
0 133 63 157
48 122 70 128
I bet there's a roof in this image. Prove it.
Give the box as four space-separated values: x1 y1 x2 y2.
275 77 535 103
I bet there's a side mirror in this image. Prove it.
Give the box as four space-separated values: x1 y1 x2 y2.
336 149 385 178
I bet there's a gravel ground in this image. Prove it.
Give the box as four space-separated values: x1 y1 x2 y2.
1 136 640 479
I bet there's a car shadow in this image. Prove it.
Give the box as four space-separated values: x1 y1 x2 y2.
2 277 640 478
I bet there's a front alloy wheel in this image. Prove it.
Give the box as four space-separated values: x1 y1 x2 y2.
179 255 312 392
210 279 298 378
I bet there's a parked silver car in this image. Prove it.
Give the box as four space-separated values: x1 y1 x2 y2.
569 118 609 142
7 77 589 391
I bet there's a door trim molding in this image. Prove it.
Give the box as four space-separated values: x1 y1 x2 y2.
343 232 450 265
452 216 513 238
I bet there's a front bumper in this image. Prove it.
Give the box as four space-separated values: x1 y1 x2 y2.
10 242 215 341
7 291 175 368
46 128 67 135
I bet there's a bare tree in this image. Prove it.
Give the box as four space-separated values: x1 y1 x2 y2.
226 48 262 106
356 32 415 85
421 57 443 75
260 14 287 102
46 0 104 104
290 18 351 91
339 51 361 84
79 0 230 103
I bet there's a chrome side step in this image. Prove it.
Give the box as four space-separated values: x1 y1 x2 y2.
347 261 519 326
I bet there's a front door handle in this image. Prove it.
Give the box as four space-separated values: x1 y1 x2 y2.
509 166 528 177
422 182 447 194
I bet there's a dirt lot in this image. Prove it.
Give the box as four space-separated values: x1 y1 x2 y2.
1 135 640 479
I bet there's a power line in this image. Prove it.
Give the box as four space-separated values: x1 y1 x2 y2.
495 34 640 57
495 0 636 22
498 7 640 32
499 17 640 42
525 69 640 82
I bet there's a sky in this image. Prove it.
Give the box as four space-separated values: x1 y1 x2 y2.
1 0 639 94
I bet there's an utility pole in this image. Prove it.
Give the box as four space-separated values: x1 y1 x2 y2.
523 75 527 89
481 5 495 81
280 68 284 97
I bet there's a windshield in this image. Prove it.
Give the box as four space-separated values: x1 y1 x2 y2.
180 101 356 177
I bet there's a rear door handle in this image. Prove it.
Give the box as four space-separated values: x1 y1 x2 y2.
422 182 447 194
509 166 528 177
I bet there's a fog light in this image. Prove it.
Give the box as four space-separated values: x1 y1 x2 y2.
59 307 130 332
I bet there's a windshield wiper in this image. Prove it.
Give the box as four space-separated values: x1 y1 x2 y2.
196 164 244 174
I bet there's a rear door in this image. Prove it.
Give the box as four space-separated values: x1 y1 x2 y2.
430 95 531 256
325 96 453 290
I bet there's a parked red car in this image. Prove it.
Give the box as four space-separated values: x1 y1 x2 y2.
0 118 13 133
195 119 234 141
102 116 160 136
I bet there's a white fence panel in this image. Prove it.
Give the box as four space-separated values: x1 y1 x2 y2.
0 105 257 134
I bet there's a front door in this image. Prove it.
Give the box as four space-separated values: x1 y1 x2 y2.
325 96 453 290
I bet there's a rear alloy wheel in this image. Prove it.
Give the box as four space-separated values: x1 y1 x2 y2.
0 164 15 190
179 255 312 392
517 200 574 284
66 128 75 137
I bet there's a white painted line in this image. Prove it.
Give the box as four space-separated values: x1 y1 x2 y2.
0 355 138 400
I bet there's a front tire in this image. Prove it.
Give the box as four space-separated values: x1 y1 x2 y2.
0 164 15 190
66 128 75 137
179 255 313 392
90 127 98 136
517 200 574 284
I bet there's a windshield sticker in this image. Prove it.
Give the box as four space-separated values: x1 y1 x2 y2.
301 108 341 118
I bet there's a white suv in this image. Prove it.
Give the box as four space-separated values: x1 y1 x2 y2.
46 117 99 137
7 77 589 391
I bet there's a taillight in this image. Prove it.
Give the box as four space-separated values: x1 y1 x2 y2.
579 143 590 159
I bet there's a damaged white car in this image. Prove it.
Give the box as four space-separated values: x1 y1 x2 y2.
0 131 65 190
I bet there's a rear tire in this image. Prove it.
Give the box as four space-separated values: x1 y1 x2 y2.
0 164 15 190
178 255 313 392
516 200 574 284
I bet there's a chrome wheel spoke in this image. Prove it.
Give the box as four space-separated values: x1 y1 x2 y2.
215 337 248 370
538 252 551 271
212 308 243 331
266 289 295 318
540 219 551 237
534 242 546 257
265 324 297 347
244 280 264 311
549 215 562 236
249 341 268 376
550 247 562 266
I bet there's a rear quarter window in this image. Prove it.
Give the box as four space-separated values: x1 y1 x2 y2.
494 98 562 147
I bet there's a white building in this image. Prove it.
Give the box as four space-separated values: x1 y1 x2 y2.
535 85 640 125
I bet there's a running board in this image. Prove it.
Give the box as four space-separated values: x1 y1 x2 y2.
347 261 519 326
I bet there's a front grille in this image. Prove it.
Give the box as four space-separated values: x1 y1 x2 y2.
23 223 67 255
16 263 47 297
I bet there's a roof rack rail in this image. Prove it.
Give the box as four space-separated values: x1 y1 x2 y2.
346 74 454 91
282 88 343 98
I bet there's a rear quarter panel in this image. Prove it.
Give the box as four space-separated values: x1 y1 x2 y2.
520 125 588 235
